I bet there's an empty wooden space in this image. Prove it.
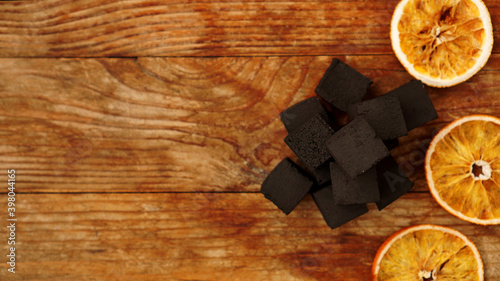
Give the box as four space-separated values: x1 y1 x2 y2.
0 0 499 280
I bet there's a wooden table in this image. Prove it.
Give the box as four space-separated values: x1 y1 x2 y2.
1 0 500 280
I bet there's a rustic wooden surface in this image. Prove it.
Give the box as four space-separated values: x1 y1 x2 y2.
1 193 500 281
0 0 499 280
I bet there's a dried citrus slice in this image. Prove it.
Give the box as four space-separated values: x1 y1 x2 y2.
425 115 500 225
372 224 483 280
391 0 493 87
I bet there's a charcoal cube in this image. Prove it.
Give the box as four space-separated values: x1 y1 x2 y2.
261 158 314 215
311 184 369 229
285 114 335 170
375 155 414 211
386 80 438 131
314 59 372 112
312 161 333 185
330 162 379 205
383 138 399 151
348 94 407 140
326 117 389 178
280 97 331 133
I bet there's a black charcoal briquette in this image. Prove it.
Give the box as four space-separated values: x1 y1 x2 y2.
261 158 314 215
314 59 372 112
311 184 369 229
348 94 407 140
311 161 333 185
386 80 438 131
284 114 335 171
326 117 389 178
375 155 414 211
280 97 331 133
330 162 379 205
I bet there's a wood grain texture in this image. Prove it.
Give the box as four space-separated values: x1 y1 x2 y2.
0 0 498 57
2 0 500 280
0 192 499 281
2 55 500 192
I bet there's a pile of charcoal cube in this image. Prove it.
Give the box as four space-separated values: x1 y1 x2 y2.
261 58 438 229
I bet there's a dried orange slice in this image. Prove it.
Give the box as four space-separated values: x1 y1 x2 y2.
372 224 483 280
391 0 493 87
425 115 500 225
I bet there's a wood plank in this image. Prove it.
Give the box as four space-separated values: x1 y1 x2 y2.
2 55 500 192
2 0 499 57
0 193 498 280
0 0 398 57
